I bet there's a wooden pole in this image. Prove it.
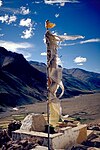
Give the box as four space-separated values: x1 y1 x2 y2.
47 94 50 150
45 30 60 149
47 68 50 150
45 28 64 149
46 30 50 150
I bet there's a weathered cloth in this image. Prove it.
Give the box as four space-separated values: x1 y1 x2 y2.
45 30 64 126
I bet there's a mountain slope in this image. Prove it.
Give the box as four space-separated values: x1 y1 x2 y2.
30 61 100 98
0 47 47 107
63 68 100 97
0 47 100 107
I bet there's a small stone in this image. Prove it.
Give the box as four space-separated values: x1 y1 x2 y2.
19 140 28 147
12 143 22 149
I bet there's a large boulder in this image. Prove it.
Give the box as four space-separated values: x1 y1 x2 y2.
20 113 47 132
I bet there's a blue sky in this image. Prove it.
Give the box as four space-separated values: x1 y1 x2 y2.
0 0 100 73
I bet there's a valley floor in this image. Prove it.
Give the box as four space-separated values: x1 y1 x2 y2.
0 93 100 126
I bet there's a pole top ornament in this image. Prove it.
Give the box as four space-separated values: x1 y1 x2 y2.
45 20 56 30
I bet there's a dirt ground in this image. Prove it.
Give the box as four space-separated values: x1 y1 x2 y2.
0 93 100 124
61 93 100 124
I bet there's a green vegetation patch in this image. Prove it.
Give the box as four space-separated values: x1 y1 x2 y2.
12 114 26 121
74 117 94 123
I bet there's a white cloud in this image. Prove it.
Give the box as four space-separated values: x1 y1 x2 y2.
19 18 34 39
60 2 65 6
77 63 83 66
41 52 47 56
0 14 17 24
44 0 79 6
74 56 87 64
19 18 32 27
55 14 60 18
0 0 2 6
20 6 30 15
33 11 37 15
0 40 33 51
0 7 30 15
0 0 2 7
0 7 18 14
0 14 9 23
0 33 4 37
0 40 33 59
64 33 67 35
80 38 100 44
33 1 43 4
9 15 17 24
24 53 32 59
21 27 34 39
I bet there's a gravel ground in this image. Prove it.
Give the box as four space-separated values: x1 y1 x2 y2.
0 93 100 124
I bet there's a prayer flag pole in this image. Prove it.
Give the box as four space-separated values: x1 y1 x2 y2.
45 20 51 150
45 20 64 150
